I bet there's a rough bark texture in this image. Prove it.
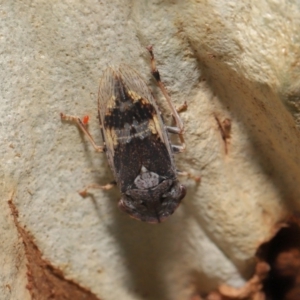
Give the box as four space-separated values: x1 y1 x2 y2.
1 1 300 300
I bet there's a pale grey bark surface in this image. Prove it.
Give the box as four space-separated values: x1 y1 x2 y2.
1 1 300 299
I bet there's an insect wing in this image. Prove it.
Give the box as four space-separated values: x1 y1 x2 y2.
97 65 176 187
118 64 174 158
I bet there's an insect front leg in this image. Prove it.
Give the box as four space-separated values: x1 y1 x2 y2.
60 113 104 152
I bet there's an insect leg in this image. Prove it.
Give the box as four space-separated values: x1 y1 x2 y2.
147 45 186 149
60 113 104 152
79 181 116 197
176 101 188 113
165 126 186 152
177 170 201 182
146 45 184 132
171 144 185 153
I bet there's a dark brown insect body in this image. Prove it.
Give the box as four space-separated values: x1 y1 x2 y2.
98 66 186 223
61 46 190 223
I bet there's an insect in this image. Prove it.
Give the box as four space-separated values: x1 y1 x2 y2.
61 46 197 223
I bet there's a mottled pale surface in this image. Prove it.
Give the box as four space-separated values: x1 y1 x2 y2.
0 195 30 300
1 1 300 299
